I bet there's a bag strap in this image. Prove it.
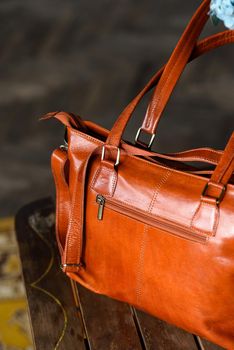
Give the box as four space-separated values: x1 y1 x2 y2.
139 0 211 140
45 111 223 165
210 132 234 187
105 0 233 148
43 30 234 152
139 29 234 147
107 29 234 149
41 110 88 130
51 148 70 254
191 132 234 235
138 30 234 147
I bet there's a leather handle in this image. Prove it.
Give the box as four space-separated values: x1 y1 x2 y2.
106 0 212 148
141 0 211 136
200 132 234 203
191 132 234 235
106 2 234 149
106 30 234 148
210 132 234 187
140 30 234 144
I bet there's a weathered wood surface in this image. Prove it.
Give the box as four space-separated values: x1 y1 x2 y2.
15 198 87 350
15 198 225 350
73 283 143 350
133 308 198 350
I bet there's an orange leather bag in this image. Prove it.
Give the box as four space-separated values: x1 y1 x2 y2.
43 0 234 348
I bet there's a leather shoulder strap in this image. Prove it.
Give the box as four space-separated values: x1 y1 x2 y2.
141 29 234 137
106 0 213 147
210 132 234 186
141 0 211 136
192 132 234 235
106 30 234 148
51 148 70 254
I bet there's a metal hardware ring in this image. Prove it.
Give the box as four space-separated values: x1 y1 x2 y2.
135 127 156 149
101 145 120 167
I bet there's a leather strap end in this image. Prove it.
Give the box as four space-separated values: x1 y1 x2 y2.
191 197 219 237
40 110 88 130
61 262 83 273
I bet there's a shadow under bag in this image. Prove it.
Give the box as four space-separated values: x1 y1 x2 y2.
43 0 234 348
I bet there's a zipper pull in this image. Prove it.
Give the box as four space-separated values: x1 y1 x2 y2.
96 195 105 220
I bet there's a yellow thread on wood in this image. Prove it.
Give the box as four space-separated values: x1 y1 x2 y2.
28 213 68 350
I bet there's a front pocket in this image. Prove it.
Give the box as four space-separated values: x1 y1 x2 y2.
96 194 208 244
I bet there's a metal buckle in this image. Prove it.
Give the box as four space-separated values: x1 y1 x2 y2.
59 128 68 151
202 182 226 205
59 144 68 151
101 145 120 167
60 263 83 270
135 127 155 149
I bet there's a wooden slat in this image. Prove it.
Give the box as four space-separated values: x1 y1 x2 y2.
199 338 225 350
15 198 87 350
133 309 225 350
74 283 144 350
133 308 199 350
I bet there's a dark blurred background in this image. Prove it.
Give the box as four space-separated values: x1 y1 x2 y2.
0 0 233 216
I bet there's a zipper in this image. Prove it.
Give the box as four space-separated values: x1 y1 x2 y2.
96 194 208 244
96 194 106 220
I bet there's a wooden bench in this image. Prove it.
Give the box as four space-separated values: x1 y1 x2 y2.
15 198 224 350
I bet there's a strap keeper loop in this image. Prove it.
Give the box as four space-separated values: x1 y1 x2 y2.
202 182 226 205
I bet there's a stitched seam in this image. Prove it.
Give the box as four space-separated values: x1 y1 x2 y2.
64 148 90 268
191 201 219 235
52 160 64 252
91 165 117 197
172 156 216 162
171 148 222 156
197 32 234 53
135 226 148 304
91 166 115 178
57 159 69 246
213 207 219 234
111 170 117 196
64 171 79 265
135 170 171 305
90 167 102 190
149 170 171 214
72 159 84 266
191 202 205 227
69 127 103 145
51 152 70 240
168 156 218 163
